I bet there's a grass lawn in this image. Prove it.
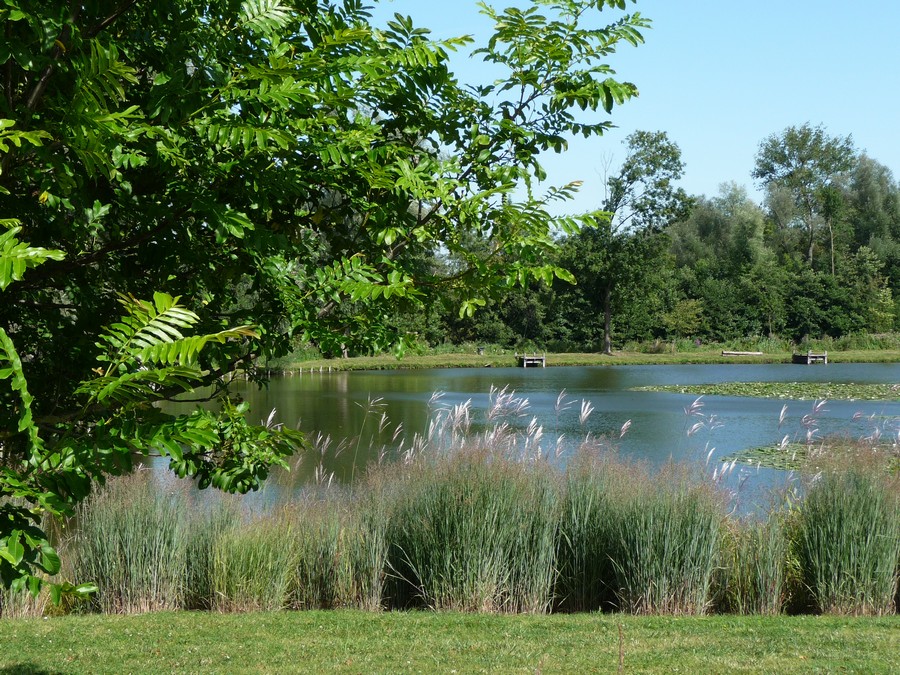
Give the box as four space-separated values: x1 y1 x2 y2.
1 610 897 673
271 349 900 371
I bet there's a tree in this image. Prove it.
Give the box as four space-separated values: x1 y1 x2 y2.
752 123 855 269
605 130 693 231
662 298 702 346
1 0 650 596
668 182 767 274
563 130 690 354
846 155 900 308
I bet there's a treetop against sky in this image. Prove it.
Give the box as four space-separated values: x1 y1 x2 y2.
372 0 900 213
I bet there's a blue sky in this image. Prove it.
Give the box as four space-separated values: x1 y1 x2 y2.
369 0 900 214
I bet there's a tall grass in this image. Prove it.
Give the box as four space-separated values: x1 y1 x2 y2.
289 498 378 610
386 452 558 613
68 473 186 614
716 518 786 615
0 586 48 619
9 385 898 619
554 456 619 612
608 466 723 615
348 478 394 611
212 510 297 613
183 496 240 610
793 470 900 615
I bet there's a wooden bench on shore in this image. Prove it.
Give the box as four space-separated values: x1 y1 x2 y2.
792 350 828 364
721 350 763 356
517 353 546 368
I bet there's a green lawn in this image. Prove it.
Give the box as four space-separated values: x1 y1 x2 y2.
271 349 900 372
1 610 897 673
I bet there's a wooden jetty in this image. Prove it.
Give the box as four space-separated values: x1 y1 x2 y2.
792 350 828 364
517 353 546 368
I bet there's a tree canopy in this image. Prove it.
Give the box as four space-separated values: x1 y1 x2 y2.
0 0 649 597
559 130 689 353
752 123 855 268
433 132 899 351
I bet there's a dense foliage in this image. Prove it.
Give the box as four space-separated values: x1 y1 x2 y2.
421 124 900 350
0 0 650 596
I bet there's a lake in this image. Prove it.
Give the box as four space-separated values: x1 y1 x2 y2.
168 362 899 512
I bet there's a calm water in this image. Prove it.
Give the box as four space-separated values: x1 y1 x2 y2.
165 363 900 511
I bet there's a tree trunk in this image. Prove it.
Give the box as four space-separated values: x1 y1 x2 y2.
807 219 815 266
602 286 613 355
828 217 835 276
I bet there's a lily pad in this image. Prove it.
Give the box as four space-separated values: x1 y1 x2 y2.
721 441 900 473
632 382 900 401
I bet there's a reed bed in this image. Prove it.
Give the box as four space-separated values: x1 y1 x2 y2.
68 473 187 614
4 389 899 619
607 466 723 615
0 585 48 619
793 470 900 615
554 455 622 612
212 511 298 612
717 518 786 615
385 451 558 613
15 455 899 618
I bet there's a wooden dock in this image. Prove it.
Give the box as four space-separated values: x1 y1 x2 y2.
792 350 828 364
517 353 546 368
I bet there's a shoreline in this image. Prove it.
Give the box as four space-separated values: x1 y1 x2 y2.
265 349 900 373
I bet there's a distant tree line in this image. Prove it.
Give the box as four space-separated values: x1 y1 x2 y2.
386 124 900 352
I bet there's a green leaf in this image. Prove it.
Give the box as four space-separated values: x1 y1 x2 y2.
74 582 99 597
28 575 42 598
0 225 65 291
49 583 62 606
239 0 292 36
40 543 61 575
0 328 43 451
3 530 25 565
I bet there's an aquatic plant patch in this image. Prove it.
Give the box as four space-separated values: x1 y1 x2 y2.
633 382 900 401
721 442 900 472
